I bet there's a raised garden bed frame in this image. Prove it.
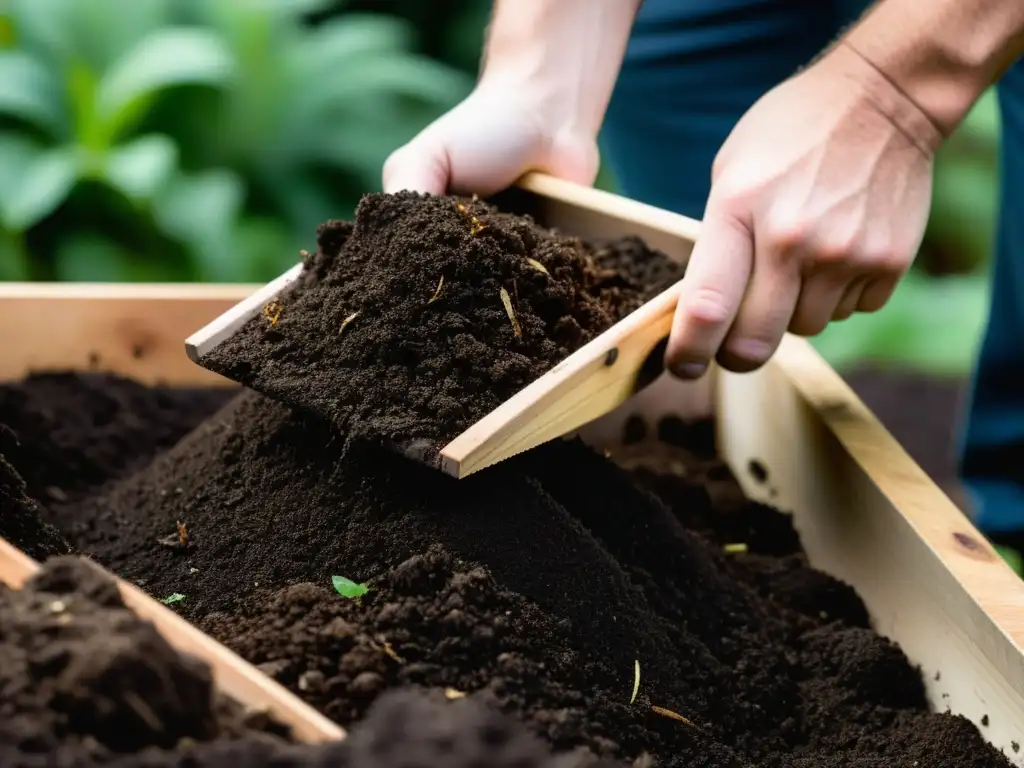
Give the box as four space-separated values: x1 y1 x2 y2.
1 249 1023 761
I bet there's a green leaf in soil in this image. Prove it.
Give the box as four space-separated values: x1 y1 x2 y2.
96 27 235 142
161 592 185 605
332 575 369 599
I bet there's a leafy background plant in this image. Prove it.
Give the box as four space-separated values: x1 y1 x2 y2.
0 0 1001 377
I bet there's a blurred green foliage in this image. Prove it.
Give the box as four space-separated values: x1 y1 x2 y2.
0 0 476 282
0 0 1004 377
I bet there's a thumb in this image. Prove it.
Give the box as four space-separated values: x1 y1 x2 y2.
382 134 451 196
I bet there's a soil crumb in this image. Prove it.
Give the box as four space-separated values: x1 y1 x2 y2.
0 426 70 560
0 372 236 505
65 389 1013 768
200 192 684 449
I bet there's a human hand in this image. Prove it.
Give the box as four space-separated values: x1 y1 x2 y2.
664 42 944 379
382 83 599 197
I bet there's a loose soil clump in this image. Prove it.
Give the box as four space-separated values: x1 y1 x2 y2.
201 191 685 449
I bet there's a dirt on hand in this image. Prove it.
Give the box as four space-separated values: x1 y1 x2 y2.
200 191 685 453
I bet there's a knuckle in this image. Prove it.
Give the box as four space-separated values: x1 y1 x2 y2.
811 238 857 267
682 286 734 328
766 216 811 256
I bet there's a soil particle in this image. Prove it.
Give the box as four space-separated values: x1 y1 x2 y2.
200 192 684 448
0 372 236 504
0 429 70 560
61 386 1012 767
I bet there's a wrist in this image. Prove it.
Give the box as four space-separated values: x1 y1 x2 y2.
822 40 945 155
841 0 1024 138
477 0 642 140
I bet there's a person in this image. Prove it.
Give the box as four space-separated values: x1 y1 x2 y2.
382 0 1024 554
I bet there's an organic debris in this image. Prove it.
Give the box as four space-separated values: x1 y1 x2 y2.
499 287 522 339
526 258 550 276
631 660 641 705
338 311 360 337
262 301 284 326
427 276 445 305
650 705 699 730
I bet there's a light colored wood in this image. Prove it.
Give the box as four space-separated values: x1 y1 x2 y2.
715 335 1024 765
185 264 303 362
515 172 701 263
0 535 38 588
0 282 259 387
181 172 702 477
0 537 345 744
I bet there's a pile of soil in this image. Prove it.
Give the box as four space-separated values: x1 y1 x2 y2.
32 385 1009 767
200 191 685 451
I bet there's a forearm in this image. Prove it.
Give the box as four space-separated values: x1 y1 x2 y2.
843 0 1024 138
478 0 643 137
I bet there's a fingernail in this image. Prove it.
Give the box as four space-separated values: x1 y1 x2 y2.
729 338 772 362
670 362 707 380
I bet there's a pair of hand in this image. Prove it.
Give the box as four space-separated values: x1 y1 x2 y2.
382 42 938 379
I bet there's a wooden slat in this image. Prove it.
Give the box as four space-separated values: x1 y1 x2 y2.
716 335 1024 765
0 283 259 387
0 536 345 744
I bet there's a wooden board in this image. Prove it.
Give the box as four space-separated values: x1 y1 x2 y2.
717 336 1024 763
3 285 1024 762
0 282 257 387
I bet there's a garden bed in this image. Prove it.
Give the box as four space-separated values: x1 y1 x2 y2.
1 189 1022 766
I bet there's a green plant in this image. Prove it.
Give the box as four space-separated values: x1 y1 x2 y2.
0 0 472 282
332 574 369 598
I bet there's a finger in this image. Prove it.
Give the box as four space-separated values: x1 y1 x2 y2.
857 276 899 312
788 268 856 335
664 209 754 380
832 275 869 321
717 253 802 372
382 137 451 195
